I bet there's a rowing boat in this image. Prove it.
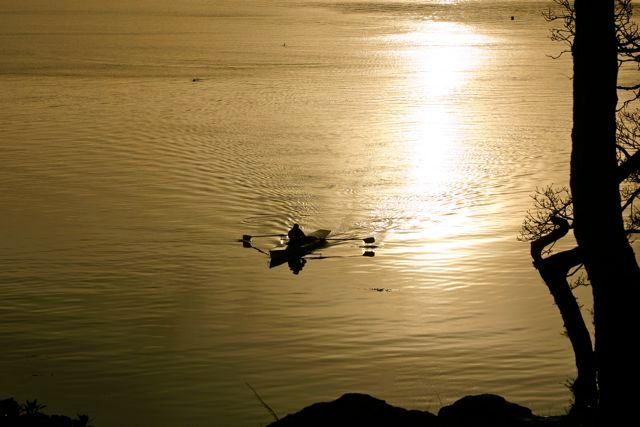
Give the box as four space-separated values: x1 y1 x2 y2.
269 229 331 268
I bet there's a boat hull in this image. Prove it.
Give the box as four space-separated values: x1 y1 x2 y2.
269 229 330 268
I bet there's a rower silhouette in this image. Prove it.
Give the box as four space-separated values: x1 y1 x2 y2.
288 223 306 246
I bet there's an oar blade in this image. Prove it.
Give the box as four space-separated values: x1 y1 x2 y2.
363 237 375 244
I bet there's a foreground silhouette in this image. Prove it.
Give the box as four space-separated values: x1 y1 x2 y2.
522 1 640 422
0 398 90 427
267 393 581 427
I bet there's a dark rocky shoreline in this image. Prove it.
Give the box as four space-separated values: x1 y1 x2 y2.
268 393 585 427
3 393 587 426
0 398 89 427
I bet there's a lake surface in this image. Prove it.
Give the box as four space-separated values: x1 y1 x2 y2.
1 1 585 425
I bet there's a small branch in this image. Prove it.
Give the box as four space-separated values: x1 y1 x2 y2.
621 186 640 212
567 264 585 278
617 83 640 91
617 150 640 183
246 383 279 422
530 216 572 264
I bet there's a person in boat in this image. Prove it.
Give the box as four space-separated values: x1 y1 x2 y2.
287 223 306 246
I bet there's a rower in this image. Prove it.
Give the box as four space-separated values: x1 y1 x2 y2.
288 223 306 246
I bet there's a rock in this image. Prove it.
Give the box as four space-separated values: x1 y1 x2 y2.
1 398 20 423
268 392 438 427
267 392 576 427
0 398 90 427
438 394 536 427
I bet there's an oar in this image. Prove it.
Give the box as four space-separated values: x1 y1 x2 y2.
241 239 270 256
326 237 375 244
306 251 375 260
242 234 286 242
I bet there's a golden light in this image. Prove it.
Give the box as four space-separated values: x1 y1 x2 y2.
403 105 457 192
388 21 488 95
377 21 492 254
389 21 489 191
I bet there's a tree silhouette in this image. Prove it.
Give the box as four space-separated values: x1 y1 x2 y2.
521 0 640 422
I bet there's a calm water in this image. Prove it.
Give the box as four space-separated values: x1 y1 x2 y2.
1 0 583 425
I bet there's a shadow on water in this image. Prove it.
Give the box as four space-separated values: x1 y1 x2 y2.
273 250 375 275
242 238 375 275
288 257 306 275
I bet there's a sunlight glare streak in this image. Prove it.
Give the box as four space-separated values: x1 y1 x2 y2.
377 21 490 252
389 22 488 96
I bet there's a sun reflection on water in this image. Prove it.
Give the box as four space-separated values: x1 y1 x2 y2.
377 21 492 255
403 105 458 191
388 21 488 95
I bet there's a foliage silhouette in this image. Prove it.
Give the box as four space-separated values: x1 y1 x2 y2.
522 0 640 422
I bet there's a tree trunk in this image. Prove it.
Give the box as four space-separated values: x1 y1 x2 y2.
531 219 596 415
571 0 640 423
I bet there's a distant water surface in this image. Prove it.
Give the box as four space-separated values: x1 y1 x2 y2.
1 1 583 425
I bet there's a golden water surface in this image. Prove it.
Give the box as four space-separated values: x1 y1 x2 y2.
1 1 583 425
